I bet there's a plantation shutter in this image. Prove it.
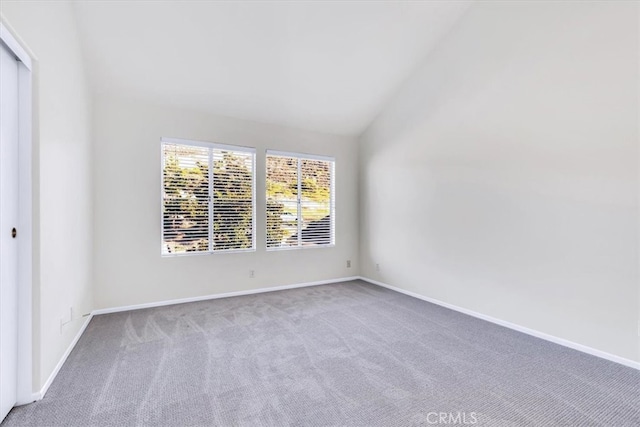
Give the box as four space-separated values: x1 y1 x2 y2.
162 139 255 255
266 154 299 248
162 143 210 254
300 158 334 246
266 151 335 249
211 149 255 251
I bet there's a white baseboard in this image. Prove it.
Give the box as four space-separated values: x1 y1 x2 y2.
33 313 94 401
92 276 361 316
358 276 640 371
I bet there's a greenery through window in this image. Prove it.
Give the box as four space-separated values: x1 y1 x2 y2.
162 139 255 254
266 152 334 249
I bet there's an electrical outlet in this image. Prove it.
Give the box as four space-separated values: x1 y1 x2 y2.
346 260 351 268
376 263 380 272
249 270 255 278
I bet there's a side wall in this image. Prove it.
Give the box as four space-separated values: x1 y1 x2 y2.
359 1 640 362
1 0 94 390
92 96 359 309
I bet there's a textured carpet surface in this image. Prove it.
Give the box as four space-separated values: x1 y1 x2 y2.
3 280 639 426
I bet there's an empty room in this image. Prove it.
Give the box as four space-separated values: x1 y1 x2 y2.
0 0 638 426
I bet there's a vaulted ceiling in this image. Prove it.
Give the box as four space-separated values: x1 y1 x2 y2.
73 1 470 135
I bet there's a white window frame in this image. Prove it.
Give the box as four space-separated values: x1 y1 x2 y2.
161 137 256 256
266 150 335 251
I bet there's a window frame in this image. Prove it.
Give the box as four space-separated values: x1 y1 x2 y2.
161 137 256 256
266 150 335 251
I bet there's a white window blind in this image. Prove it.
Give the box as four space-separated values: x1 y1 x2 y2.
162 138 255 255
266 151 335 249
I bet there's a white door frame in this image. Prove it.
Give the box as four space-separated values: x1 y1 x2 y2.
0 22 34 405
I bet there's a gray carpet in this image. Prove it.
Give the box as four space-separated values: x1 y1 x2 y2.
3 280 639 426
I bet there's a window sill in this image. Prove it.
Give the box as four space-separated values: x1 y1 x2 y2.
266 244 335 252
161 248 256 257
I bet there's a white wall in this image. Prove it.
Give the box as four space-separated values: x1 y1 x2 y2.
1 1 94 390
359 1 639 362
92 96 359 309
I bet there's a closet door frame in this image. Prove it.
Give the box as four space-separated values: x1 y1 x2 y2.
1 21 34 405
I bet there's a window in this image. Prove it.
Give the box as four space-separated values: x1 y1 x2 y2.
266 151 335 249
161 138 255 255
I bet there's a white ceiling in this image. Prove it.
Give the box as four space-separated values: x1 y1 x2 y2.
73 1 470 136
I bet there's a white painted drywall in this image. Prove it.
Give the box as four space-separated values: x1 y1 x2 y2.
359 1 640 362
1 1 94 390
92 96 359 309
73 1 470 135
